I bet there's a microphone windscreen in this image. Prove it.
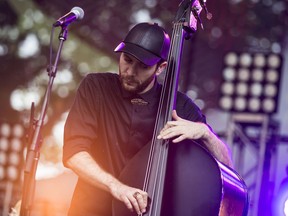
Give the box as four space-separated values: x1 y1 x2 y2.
71 7 84 20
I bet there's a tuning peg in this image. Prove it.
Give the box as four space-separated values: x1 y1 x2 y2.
199 0 213 20
192 5 204 30
205 10 213 20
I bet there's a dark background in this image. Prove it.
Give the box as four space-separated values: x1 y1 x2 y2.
0 0 287 215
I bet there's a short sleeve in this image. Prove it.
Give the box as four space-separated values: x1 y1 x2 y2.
176 91 207 123
62 74 100 166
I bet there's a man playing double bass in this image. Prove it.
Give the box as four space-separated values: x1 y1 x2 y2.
63 22 233 216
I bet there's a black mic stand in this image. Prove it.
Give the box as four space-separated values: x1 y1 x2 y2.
20 25 68 216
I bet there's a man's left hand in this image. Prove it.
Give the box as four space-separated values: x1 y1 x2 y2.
157 110 208 143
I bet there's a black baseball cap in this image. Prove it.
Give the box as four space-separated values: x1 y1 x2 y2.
114 22 170 66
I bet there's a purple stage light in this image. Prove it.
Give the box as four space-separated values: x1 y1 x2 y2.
274 179 288 216
284 198 288 216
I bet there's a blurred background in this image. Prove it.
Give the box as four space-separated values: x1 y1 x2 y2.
0 0 287 215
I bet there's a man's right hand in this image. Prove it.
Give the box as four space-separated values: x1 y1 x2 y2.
66 151 149 215
109 181 148 215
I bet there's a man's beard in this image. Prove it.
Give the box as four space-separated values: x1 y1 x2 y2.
119 73 156 94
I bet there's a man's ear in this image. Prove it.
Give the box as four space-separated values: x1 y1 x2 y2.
156 61 167 75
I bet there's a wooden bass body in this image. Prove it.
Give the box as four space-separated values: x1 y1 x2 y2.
112 140 249 216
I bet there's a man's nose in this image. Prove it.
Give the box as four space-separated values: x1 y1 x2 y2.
126 65 136 76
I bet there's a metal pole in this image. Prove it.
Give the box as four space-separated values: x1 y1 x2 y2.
252 115 269 216
3 181 13 216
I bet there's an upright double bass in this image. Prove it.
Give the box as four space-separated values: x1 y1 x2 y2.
113 0 249 215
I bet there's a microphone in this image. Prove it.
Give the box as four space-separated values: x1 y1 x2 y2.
53 7 84 27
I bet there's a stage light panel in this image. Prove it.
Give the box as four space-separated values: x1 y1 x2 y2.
267 53 281 68
0 152 7 165
221 82 234 95
234 97 246 111
264 84 277 97
0 123 11 137
8 152 20 166
248 97 261 111
239 53 252 67
252 68 264 82
219 96 233 110
0 137 9 151
236 82 248 96
266 69 279 82
7 165 18 181
223 67 236 81
262 98 275 113
254 53 266 67
0 166 4 180
0 122 25 182
12 124 24 138
250 83 262 97
225 52 238 66
238 68 250 81
219 52 282 114
11 138 22 152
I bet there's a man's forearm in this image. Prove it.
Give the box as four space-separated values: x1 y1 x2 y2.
202 129 233 168
66 151 149 214
66 151 120 192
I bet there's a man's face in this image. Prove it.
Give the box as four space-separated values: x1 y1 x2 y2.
119 53 158 94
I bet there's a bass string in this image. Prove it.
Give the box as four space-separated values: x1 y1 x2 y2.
142 22 185 214
142 22 182 190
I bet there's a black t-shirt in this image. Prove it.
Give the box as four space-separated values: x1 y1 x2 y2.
63 72 206 215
